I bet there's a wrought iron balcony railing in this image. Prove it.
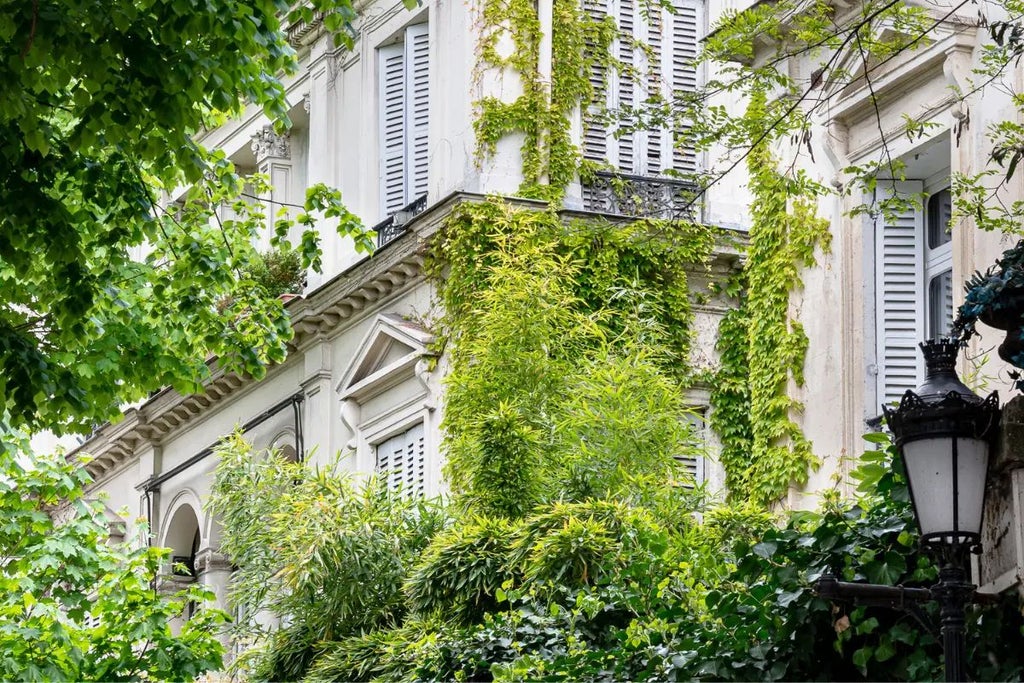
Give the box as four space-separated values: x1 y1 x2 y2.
372 194 428 249
581 171 697 219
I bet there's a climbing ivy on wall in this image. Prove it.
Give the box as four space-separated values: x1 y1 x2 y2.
473 0 614 201
709 91 831 505
427 198 716 510
430 199 715 373
470 2 834 503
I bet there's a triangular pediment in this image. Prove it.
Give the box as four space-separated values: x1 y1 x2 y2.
337 314 434 402
350 336 417 385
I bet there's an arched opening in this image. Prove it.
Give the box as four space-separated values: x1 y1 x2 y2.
164 503 201 579
277 443 298 463
164 503 203 620
270 429 300 463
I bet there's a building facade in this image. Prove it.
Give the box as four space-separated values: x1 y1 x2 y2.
72 0 740 617
711 0 1024 593
72 0 1024 619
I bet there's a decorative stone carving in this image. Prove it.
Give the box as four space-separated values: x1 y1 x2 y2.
823 120 850 185
194 548 233 576
251 126 291 163
944 44 974 124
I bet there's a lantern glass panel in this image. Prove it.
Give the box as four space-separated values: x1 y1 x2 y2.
902 436 989 540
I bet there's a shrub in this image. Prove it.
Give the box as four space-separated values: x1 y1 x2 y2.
510 501 670 598
553 343 699 503
305 620 440 683
405 516 516 624
246 248 305 297
207 434 447 679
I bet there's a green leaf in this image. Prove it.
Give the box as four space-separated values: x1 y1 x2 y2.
852 645 874 673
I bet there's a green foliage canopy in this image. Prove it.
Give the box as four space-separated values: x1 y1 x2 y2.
0 0 389 436
0 428 225 681
211 430 1024 681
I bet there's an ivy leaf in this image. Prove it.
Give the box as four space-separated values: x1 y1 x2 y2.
776 589 803 608
852 645 874 675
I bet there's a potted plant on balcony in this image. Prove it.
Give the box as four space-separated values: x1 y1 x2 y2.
248 248 306 303
217 248 306 314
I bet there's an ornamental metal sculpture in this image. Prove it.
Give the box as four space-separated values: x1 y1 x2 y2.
956 239 1024 383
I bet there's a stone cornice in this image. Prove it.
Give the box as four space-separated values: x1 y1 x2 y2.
286 9 326 47
72 203 439 483
286 0 379 48
73 192 746 485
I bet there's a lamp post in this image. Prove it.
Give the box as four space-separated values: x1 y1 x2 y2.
883 339 1001 682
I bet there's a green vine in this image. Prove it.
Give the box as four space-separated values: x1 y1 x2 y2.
709 91 831 506
426 198 716 510
471 5 831 506
428 199 715 375
473 0 614 201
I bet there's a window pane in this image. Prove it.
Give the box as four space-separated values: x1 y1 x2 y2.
927 188 952 249
928 269 953 338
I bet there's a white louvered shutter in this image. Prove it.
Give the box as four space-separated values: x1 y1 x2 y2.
376 423 426 498
874 180 925 409
669 0 699 175
379 43 406 217
405 24 430 203
616 0 638 174
642 5 664 176
582 0 610 167
678 409 706 487
581 0 700 177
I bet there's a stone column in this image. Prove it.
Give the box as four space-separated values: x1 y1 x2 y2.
155 573 196 636
196 548 233 607
305 36 344 286
196 547 235 650
300 336 333 467
980 395 1024 594
251 126 294 248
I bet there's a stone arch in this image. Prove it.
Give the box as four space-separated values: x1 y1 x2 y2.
202 510 225 554
161 493 202 578
270 429 299 462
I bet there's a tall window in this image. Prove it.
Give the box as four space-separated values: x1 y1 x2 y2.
581 0 699 177
874 181 954 409
375 422 426 498
925 189 953 339
378 23 429 219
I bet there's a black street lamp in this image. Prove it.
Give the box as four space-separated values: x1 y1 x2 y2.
883 339 1001 682
816 339 1002 681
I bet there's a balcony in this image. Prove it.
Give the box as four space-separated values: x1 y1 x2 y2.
372 195 428 250
581 171 697 220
